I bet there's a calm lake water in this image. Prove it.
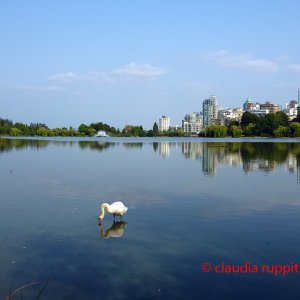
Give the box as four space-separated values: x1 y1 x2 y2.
1 137 300 300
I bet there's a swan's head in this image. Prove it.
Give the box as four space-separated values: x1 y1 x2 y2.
98 216 103 223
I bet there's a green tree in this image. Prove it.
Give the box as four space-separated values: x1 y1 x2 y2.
0 118 14 135
67 127 80 136
241 111 259 127
289 122 300 137
205 125 228 137
59 128 69 136
29 123 48 136
273 126 288 138
243 123 256 136
121 125 147 137
88 128 97 136
230 125 242 138
48 129 55 137
78 124 90 135
275 111 289 127
14 122 30 135
161 128 184 137
153 122 159 135
37 127 49 136
10 127 22 136
109 127 118 135
258 113 279 136
52 128 61 136
0 118 13 127
228 120 239 127
147 130 154 137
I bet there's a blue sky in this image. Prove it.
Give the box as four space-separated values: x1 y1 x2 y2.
1 1 300 129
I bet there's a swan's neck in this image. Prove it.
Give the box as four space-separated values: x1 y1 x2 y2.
100 224 109 239
99 203 110 220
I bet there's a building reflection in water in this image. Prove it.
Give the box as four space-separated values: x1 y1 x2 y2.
182 142 202 160
159 142 170 157
2 138 300 183
298 155 300 184
293 154 300 184
284 153 300 183
158 142 181 158
157 141 300 183
202 144 217 176
243 160 278 174
182 142 242 176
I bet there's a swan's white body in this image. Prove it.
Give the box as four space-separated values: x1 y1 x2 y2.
98 201 128 222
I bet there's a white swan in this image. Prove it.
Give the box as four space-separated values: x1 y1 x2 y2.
98 201 128 222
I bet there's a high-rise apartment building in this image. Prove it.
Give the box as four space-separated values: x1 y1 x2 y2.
182 112 202 135
203 95 218 128
158 116 170 132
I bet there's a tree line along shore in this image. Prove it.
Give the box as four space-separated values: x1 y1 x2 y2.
0 119 181 137
1 111 300 138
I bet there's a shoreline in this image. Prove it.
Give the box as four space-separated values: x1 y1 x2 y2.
1 135 300 143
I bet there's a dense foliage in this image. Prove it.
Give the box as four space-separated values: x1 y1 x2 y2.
0 118 183 137
204 125 228 137
200 111 299 138
1 110 299 138
239 111 296 137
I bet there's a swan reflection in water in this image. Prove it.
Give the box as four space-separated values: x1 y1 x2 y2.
99 221 128 239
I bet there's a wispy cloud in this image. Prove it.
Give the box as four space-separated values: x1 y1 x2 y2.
17 85 65 92
287 64 300 73
203 50 278 73
181 81 215 91
113 62 166 79
47 63 166 84
47 71 115 84
18 62 166 94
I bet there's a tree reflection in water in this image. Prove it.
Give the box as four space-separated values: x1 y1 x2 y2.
1 137 300 181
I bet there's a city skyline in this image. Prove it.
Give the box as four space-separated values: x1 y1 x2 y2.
1 1 300 129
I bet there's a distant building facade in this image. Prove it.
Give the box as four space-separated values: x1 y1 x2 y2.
158 116 170 132
284 100 298 120
243 97 255 111
182 112 203 136
246 108 270 116
259 101 280 113
242 97 277 116
218 108 243 124
203 95 218 128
